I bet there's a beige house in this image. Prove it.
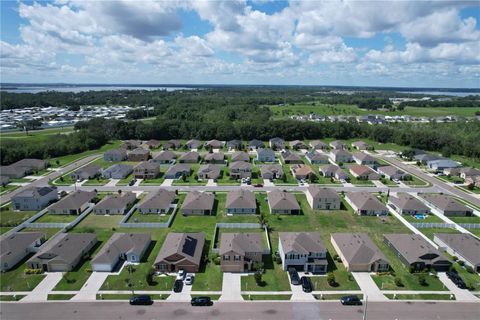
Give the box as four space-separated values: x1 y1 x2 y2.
345 192 388 216
220 233 265 272
290 164 316 180
181 191 215 215
225 189 256 214
133 161 159 179
230 161 252 179
137 189 176 214
267 190 300 214
128 148 150 162
204 152 225 164
154 232 205 273
306 186 341 210
0 232 45 271
93 192 136 215
48 190 96 215
331 233 390 272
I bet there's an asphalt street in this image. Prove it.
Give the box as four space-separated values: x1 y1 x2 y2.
1 301 479 320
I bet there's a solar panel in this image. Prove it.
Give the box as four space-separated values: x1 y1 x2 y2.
182 236 197 256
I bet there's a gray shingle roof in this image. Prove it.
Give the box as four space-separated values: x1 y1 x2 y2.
279 232 326 254
230 161 252 170
137 189 176 211
155 232 205 266
389 193 429 212
179 151 199 161
384 234 449 265
94 192 136 210
434 233 480 266
153 151 176 161
231 151 250 162
332 233 389 265
268 190 300 211
182 191 214 210
204 152 225 161
219 233 263 256
48 190 96 211
346 192 387 211
1 232 44 262
92 233 151 265
225 189 256 210
307 186 339 200
419 194 470 212
14 186 57 199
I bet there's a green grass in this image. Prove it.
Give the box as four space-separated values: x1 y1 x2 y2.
0 295 26 301
384 294 454 300
216 167 241 186
456 185 480 194
20 228 60 239
242 294 292 300
0 185 19 195
50 141 122 168
47 294 75 300
172 164 206 186
346 171 374 186
417 227 460 240
0 205 37 227
0 254 46 292
275 164 299 185
34 214 78 223
0 127 75 143
402 214 444 223
449 216 480 224
241 257 292 292
116 173 135 186
96 294 169 300
82 178 110 186
403 175 430 187
126 209 173 223
309 273 360 291
372 273 446 291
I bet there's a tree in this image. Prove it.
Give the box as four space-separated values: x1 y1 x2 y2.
327 272 336 286
254 271 263 285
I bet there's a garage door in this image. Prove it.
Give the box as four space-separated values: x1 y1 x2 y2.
92 263 114 272
287 265 304 271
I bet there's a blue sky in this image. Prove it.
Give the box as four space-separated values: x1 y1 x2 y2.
1 0 479 87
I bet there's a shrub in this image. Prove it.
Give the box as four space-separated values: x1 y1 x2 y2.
24 268 42 275
417 274 427 286
452 256 458 261
275 255 282 265
465 266 474 274
394 277 403 287
332 254 339 260
327 272 336 286
213 256 221 265
254 271 262 285
457 260 465 266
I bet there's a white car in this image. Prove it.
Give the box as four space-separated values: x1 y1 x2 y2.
185 274 194 285
176 270 186 280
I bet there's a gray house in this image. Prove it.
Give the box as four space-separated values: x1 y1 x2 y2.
231 151 250 162
329 150 353 163
434 233 480 273
256 148 276 162
70 165 101 181
226 189 256 214
352 141 372 150
93 192 136 215
305 150 328 164
320 164 341 177
290 140 307 150
163 139 181 150
205 139 224 149
137 189 176 214
281 151 303 164
419 194 473 216
12 186 58 211
91 233 151 272
330 140 347 150
104 149 127 162
268 190 300 214
230 161 252 179
102 164 133 179
427 159 460 173
181 191 215 216
248 139 264 150
48 190 96 215
152 151 176 164
384 234 451 271
278 232 328 273
154 232 205 273
164 164 191 179
178 151 200 163
260 164 284 179
310 140 328 150
198 164 222 180
227 140 242 150
345 192 388 216
388 193 430 215
204 152 225 164
352 152 376 166
269 137 285 150
0 165 28 178
306 186 340 210
377 166 410 180
27 233 97 272
186 139 202 149
0 232 45 271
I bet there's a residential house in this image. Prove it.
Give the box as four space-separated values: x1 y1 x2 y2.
122 140 142 150
12 186 58 211
330 140 347 150
427 159 460 173
290 164 316 180
377 166 410 180
0 232 45 271
388 193 430 215
154 232 205 272
352 141 373 150
91 233 151 272
1 176 9 186
12 159 48 172
0 165 28 178
144 139 161 149
163 139 181 150
186 139 202 149
419 194 473 216
102 164 133 179
260 164 284 180
306 186 340 210
205 139 224 149
281 151 303 164
181 191 215 215
48 190 96 215
220 233 265 272
227 139 242 150
460 167 480 180
225 189 256 214
334 168 349 181
128 148 150 162
152 151 176 164
104 149 127 162
465 175 480 188
230 161 252 179
70 165 101 181
345 192 388 216
269 137 285 150
414 153 442 164
305 150 328 164
384 234 451 271
290 140 307 150
444 167 462 176
320 164 340 177
137 189 176 214
268 190 301 214
164 164 191 179
434 233 480 273
27 233 97 272
204 152 225 164
198 164 221 180
278 232 328 273
310 140 328 150
352 152 377 166
178 151 200 163
329 150 353 163
349 165 380 180
133 161 159 179
231 151 250 162
248 139 264 150
93 192 136 215
331 233 390 272
256 148 276 162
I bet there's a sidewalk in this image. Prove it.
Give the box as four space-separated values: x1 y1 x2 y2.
206 179 217 187
351 272 387 301
105 179 119 187
219 273 243 301
22 273 63 302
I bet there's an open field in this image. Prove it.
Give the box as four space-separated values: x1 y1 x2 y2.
0 127 75 143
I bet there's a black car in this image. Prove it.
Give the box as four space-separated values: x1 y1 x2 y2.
173 279 183 293
191 296 213 306
129 295 153 305
340 295 362 306
128 179 136 186
288 268 300 285
300 276 312 293
447 271 467 289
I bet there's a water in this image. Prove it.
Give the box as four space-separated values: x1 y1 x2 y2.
398 91 479 97
0 85 197 93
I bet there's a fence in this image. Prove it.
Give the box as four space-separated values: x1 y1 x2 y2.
412 222 456 228
119 204 178 228
211 222 271 254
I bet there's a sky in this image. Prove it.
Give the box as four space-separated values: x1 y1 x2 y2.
1 0 479 88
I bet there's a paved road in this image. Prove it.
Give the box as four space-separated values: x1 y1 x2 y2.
1 301 480 320
379 156 480 207
0 155 101 205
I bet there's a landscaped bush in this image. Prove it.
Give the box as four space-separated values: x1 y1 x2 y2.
275 255 282 265
394 277 404 287
457 260 465 266
24 268 42 275
327 272 337 287
465 266 474 274
452 256 458 261
417 274 427 286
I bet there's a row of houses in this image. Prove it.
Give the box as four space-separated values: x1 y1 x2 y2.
0 158 49 180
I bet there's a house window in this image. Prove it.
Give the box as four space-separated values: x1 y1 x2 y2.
234 255 241 261
131 256 135 261
223 255 230 261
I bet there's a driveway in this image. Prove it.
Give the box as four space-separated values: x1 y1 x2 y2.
22 272 64 302
437 273 478 301
219 273 243 301
161 179 173 186
372 180 384 188
288 273 315 301
133 179 143 186
71 272 110 301
351 272 387 301
167 281 192 302
105 179 119 187
263 179 274 187
206 179 217 186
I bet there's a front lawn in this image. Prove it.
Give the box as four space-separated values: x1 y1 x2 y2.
241 255 291 292
0 255 46 292
0 205 37 227
126 209 173 223
372 272 446 291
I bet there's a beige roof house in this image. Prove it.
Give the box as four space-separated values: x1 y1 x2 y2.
225 189 256 214
133 161 159 179
181 191 215 215
349 165 380 180
352 141 372 150
178 151 200 163
434 233 480 273
204 152 225 164
220 233 265 272
388 193 430 215
231 151 250 162
48 190 96 215
205 139 224 148
152 151 176 164
260 164 284 179
345 192 388 216
198 164 222 180
93 192 136 215
278 232 328 273
137 189 176 214
306 186 341 210
290 164 316 180
290 140 307 149
0 232 45 271
331 233 390 272
281 151 303 164
352 152 376 165
154 232 205 272
310 140 328 150
419 194 473 216
267 190 300 214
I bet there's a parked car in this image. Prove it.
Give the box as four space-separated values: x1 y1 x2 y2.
185 274 194 285
176 269 186 280
340 295 362 306
191 296 213 306
446 270 467 288
129 295 153 305
254 183 263 187
173 280 184 293
128 179 136 186
300 276 312 293
288 268 300 285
